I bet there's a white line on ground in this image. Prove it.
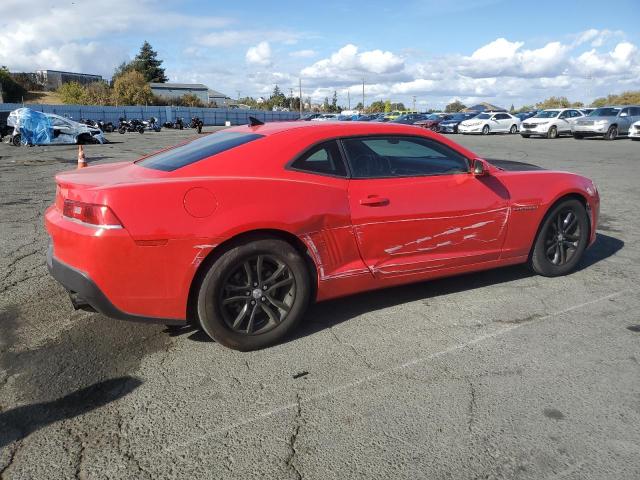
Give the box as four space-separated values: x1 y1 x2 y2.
161 289 627 456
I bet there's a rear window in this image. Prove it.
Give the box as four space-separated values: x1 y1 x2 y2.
137 131 264 171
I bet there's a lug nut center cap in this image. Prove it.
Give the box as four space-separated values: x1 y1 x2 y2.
252 288 262 299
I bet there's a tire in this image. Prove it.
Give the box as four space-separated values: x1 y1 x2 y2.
482 125 490 135
529 198 589 277
632 138 640 141
11 134 21 146
521 134 530 138
510 124 518 134
573 134 583 139
196 238 311 350
605 125 617 140
547 126 558 139
118 127 126 134
137 127 144 134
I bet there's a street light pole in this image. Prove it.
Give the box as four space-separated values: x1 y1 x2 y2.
412 96 416 111
299 78 303 115
362 79 365 111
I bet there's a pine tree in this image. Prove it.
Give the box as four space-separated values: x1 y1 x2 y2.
135 41 168 82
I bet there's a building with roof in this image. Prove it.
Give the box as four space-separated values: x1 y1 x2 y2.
150 82 209 104
36 70 103 91
208 89 231 107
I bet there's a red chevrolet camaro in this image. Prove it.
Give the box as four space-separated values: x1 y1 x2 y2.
45 120 599 350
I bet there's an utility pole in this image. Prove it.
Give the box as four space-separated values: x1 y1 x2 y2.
412 96 416 112
289 88 294 111
299 78 303 115
362 79 365 111
347 89 351 110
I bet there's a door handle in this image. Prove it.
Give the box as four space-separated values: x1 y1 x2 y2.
360 195 390 206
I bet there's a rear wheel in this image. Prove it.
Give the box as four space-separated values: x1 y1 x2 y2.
510 124 518 134
529 199 589 277
573 134 583 139
118 127 126 134
482 125 490 135
547 126 558 139
11 134 21 146
605 125 618 140
521 134 530 138
196 238 310 350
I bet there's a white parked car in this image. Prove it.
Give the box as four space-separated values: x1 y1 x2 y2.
458 112 521 135
520 108 584 139
629 120 640 141
310 114 339 122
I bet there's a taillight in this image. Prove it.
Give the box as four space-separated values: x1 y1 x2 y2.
62 200 122 229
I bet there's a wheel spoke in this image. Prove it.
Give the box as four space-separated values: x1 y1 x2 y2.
256 255 264 284
564 214 577 233
556 214 563 233
223 295 248 305
546 244 557 256
264 263 286 284
246 304 258 333
559 243 566 264
260 303 279 326
266 294 290 312
232 303 249 329
225 283 249 292
553 244 560 264
267 276 294 293
563 240 577 250
565 233 580 241
243 261 254 286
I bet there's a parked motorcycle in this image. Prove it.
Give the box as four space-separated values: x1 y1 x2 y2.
143 117 161 132
80 118 114 133
117 117 145 134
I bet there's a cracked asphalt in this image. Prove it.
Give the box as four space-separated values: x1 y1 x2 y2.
1 128 639 479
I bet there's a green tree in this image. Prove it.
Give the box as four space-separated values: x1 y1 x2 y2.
535 96 571 109
269 84 286 108
354 102 364 111
57 81 87 104
322 96 330 112
331 91 338 112
444 100 467 113
0 66 27 103
175 93 204 107
113 41 167 83
384 100 391 113
113 70 154 105
83 82 113 105
367 100 385 113
510 104 515 113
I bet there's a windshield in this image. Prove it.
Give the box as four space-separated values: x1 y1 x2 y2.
443 113 466 121
590 108 620 117
534 110 560 118
476 113 491 119
137 131 264 171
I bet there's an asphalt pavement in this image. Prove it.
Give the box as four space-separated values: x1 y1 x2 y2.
1 127 639 479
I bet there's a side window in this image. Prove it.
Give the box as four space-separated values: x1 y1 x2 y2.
496 113 509 120
620 108 630 117
290 140 347 177
630 107 640 116
342 136 469 179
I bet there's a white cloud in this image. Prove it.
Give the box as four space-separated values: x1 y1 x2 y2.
246 41 272 66
290 49 317 58
301 44 405 81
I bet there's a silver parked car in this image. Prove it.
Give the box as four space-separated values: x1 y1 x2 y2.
572 106 640 140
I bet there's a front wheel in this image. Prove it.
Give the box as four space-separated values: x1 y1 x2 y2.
605 126 617 140
118 127 126 134
196 238 311 350
547 126 558 139
482 125 490 135
510 124 518 134
529 199 589 277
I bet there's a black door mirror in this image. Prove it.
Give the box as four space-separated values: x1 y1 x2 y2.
472 159 489 176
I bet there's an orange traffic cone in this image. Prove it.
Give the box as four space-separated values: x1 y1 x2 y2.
77 145 87 169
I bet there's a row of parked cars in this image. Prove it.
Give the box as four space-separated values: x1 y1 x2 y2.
303 106 640 140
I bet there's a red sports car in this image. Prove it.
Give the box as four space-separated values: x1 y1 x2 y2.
45 121 599 350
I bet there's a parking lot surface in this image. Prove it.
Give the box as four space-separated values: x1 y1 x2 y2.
1 128 639 479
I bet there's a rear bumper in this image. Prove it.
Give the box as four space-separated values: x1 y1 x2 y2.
47 243 183 325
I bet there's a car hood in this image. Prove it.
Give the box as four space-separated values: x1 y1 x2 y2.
523 117 558 124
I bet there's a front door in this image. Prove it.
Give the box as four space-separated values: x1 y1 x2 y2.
343 135 510 278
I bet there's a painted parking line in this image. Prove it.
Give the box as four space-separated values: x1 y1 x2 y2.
161 289 627 456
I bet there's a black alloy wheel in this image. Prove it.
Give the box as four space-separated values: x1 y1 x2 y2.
196 237 310 350
605 125 618 140
219 254 296 335
530 198 589 276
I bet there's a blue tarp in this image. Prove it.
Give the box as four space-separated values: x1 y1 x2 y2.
7 108 53 145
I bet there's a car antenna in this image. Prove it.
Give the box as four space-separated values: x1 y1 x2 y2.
248 116 264 126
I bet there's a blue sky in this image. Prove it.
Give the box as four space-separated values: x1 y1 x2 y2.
1 0 639 109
